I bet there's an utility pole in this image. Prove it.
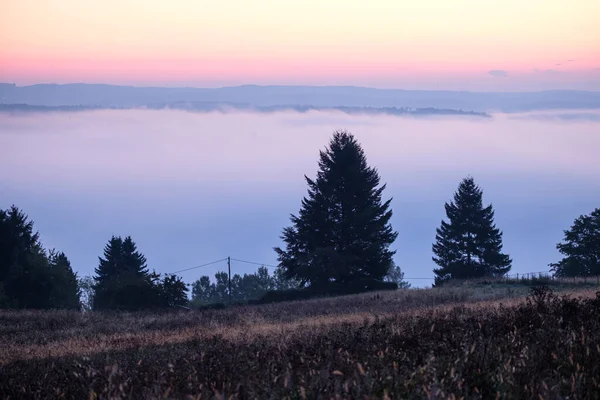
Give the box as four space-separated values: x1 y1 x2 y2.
227 256 231 304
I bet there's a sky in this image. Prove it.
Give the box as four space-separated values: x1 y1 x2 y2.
1 109 599 287
1 0 600 90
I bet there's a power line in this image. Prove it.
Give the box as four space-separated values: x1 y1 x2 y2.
230 258 279 269
170 258 228 274
172 256 556 283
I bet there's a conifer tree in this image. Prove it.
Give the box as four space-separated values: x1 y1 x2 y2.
550 208 600 277
0 206 80 309
274 130 398 286
432 177 511 285
159 274 189 307
0 206 40 283
93 235 159 310
48 250 81 309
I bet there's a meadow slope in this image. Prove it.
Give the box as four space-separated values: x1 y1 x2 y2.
1 283 599 399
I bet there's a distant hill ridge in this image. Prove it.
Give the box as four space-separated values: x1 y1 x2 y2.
1 83 599 112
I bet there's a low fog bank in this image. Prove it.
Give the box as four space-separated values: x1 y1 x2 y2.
1 109 599 287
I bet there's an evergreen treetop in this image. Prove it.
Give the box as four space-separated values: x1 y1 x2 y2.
432 176 511 285
275 130 398 286
0 206 80 309
92 235 156 310
550 208 600 277
94 235 149 285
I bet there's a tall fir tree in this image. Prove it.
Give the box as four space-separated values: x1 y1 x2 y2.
47 250 81 310
432 177 511 285
550 208 600 277
0 206 80 309
93 235 160 310
274 130 398 286
0 206 40 283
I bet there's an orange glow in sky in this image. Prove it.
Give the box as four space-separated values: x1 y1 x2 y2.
1 0 599 90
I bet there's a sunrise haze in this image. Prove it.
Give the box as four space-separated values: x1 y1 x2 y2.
1 0 599 90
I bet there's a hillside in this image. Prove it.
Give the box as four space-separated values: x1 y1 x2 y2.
1 281 599 398
2 83 600 112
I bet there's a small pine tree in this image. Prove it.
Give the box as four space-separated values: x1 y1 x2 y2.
274 130 398 286
159 274 189 307
93 235 159 310
550 208 600 277
432 177 511 285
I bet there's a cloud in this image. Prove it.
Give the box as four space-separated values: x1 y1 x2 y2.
544 69 562 75
510 111 600 122
534 69 562 75
488 70 508 78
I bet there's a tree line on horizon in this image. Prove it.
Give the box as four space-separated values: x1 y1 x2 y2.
1 130 599 310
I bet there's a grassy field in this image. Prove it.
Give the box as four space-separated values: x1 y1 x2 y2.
1 281 599 399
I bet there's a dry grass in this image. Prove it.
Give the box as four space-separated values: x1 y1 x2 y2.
1 284 599 399
0 284 532 363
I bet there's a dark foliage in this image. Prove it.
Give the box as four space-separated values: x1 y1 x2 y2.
0 206 80 309
0 206 40 282
93 236 159 311
433 176 511 285
550 208 600 277
46 250 81 310
2 289 600 398
191 266 300 305
93 236 188 311
383 263 411 288
159 274 188 307
259 278 398 304
275 130 398 286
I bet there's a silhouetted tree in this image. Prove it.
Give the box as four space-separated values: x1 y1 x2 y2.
255 266 275 291
93 236 160 310
190 266 295 305
159 274 189 307
47 250 81 309
2 242 52 309
432 177 511 285
0 206 40 282
212 272 230 303
0 206 80 309
272 267 302 290
383 263 411 288
274 130 397 286
550 208 600 277
191 276 213 304
234 266 276 301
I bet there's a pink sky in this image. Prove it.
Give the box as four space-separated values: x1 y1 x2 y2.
1 0 599 90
